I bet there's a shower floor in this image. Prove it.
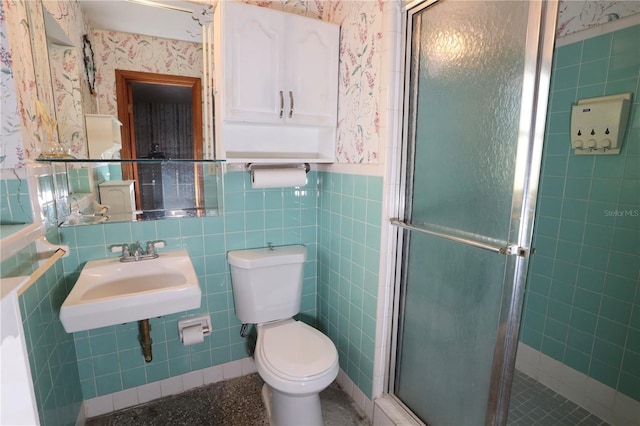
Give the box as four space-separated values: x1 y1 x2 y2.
86 373 370 426
507 369 610 426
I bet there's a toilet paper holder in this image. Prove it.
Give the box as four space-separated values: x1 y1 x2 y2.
177 314 212 342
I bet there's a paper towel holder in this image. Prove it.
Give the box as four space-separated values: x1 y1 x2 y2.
246 162 310 173
178 314 212 342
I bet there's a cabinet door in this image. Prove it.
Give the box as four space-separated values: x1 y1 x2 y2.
223 2 285 123
285 16 339 126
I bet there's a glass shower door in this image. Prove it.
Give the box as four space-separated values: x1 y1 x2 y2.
390 1 557 425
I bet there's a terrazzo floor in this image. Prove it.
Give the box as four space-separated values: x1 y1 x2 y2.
87 368 611 425
507 369 610 426
86 373 370 426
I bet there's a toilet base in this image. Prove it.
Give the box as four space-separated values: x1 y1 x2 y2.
261 383 323 426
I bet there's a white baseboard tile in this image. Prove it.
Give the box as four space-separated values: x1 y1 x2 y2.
614 393 640 426
336 368 374 421
75 403 87 426
241 356 258 375
136 381 161 405
181 370 204 391
112 388 138 411
222 358 243 379
84 394 114 419
203 364 223 384
83 357 255 419
515 342 640 426
160 376 183 398
373 396 422 426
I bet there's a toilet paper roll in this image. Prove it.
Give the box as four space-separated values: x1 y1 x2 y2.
251 167 307 189
182 324 204 345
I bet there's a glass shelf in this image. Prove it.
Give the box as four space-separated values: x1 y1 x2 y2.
36 158 226 164
37 158 225 226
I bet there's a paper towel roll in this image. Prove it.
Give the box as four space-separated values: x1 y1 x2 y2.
251 167 307 189
182 324 204 345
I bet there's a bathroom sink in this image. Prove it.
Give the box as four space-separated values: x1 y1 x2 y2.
60 249 201 333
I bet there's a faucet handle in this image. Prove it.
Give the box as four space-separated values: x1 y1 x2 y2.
146 240 165 257
147 240 165 249
110 244 128 253
110 244 131 260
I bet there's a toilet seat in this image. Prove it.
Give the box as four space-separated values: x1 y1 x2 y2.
255 319 339 395
262 320 337 380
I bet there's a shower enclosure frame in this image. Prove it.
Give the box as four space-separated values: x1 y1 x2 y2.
384 0 558 424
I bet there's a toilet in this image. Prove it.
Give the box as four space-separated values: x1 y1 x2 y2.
227 245 339 426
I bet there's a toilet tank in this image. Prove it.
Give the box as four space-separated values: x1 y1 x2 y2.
227 245 306 324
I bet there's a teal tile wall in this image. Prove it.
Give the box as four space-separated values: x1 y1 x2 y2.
67 168 92 194
317 172 382 398
0 177 33 224
520 25 640 401
37 172 59 230
17 231 84 425
58 171 319 398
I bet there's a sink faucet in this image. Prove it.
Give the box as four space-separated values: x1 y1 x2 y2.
132 241 144 261
110 241 165 262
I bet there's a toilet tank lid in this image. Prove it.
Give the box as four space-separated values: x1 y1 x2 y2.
227 245 306 268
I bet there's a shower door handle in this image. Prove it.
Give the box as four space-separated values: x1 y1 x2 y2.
389 218 533 258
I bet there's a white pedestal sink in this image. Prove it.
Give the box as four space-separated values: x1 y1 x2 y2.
60 249 201 333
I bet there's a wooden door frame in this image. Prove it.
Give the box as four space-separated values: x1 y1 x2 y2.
115 70 204 214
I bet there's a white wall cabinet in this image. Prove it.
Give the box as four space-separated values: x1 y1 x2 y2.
85 114 122 159
214 1 339 163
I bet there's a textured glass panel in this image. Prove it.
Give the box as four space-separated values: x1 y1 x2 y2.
409 1 530 241
395 232 506 425
394 1 535 424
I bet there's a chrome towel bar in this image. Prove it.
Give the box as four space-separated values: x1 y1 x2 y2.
389 218 532 257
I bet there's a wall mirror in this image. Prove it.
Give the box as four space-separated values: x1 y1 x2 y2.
26 0 221 226
42 159 223 226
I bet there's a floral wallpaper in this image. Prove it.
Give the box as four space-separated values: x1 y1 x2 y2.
49 44 87 157
557 0 640 37
92 30 202 117
42 0 93 158
3 0 639 166
0 3 24 168
1 0 91 162
327 1 383 163
2 0 40 165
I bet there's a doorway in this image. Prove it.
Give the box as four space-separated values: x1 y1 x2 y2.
388 1 557 425
115 70 203 218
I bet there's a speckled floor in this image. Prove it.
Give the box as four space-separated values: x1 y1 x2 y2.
86 373 370 426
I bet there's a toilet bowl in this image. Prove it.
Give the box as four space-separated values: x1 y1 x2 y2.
227 245 339 426
255 319 339 425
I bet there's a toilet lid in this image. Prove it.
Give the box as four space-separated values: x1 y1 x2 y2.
262 321 337 379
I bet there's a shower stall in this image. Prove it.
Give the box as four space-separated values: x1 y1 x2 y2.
387 1 558 424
